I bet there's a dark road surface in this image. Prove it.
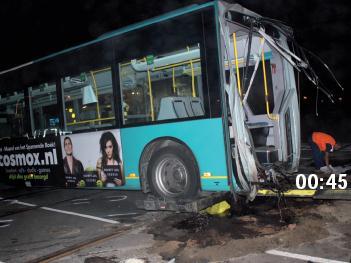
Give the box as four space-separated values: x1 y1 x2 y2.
0 186 147 262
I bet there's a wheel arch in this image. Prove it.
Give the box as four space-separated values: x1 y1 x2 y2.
138 136 201 194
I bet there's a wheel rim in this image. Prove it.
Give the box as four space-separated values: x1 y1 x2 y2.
155 157 189 196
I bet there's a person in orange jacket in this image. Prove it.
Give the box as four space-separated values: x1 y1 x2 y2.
308 132 341 172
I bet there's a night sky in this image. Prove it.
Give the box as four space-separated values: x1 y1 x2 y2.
1 0 350 141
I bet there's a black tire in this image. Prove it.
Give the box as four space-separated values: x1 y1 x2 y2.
147 145 199 199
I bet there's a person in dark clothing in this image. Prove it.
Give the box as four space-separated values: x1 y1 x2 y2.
63 137 84 186
308 132 340 172
96 131 124 187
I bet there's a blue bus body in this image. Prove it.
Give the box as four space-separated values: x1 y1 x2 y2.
0 1 301 201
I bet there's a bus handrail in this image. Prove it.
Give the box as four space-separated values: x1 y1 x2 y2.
261 38 279 121
32 128 72 138
66 117 115 126
187 46 196 97
233 32 242 98
145 57 155 121
43 128 59 137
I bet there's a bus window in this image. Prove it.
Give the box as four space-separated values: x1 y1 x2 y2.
62 67 115 132
119 45 204 125
0 91 26 138
29 82 59 133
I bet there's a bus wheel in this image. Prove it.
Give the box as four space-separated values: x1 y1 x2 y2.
147 145 199 199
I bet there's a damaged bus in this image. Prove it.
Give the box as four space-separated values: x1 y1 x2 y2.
0 1 302 202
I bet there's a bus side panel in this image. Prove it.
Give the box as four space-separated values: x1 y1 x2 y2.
121 118 230 191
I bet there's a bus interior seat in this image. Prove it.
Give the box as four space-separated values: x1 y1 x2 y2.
247 125 279 164
157 97 188 120
157 96 204 120
188 97 205 116
173 100 189 118
249 127 270 147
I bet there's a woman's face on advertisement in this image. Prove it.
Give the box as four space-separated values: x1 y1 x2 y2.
64 139 72 155
105 140 113 159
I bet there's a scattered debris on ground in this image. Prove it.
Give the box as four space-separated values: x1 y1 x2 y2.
147 197 350 262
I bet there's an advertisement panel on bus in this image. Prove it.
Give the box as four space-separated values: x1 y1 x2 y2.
60 129 124 188
0 136 62 186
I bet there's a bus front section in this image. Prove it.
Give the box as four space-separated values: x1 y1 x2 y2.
218 2 301 200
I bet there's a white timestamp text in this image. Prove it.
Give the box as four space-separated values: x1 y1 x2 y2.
296 173 348 190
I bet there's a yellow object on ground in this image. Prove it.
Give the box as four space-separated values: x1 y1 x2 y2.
258 189 316 197
205 201 231 215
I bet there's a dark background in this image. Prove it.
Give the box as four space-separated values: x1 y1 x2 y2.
0 0 350 142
